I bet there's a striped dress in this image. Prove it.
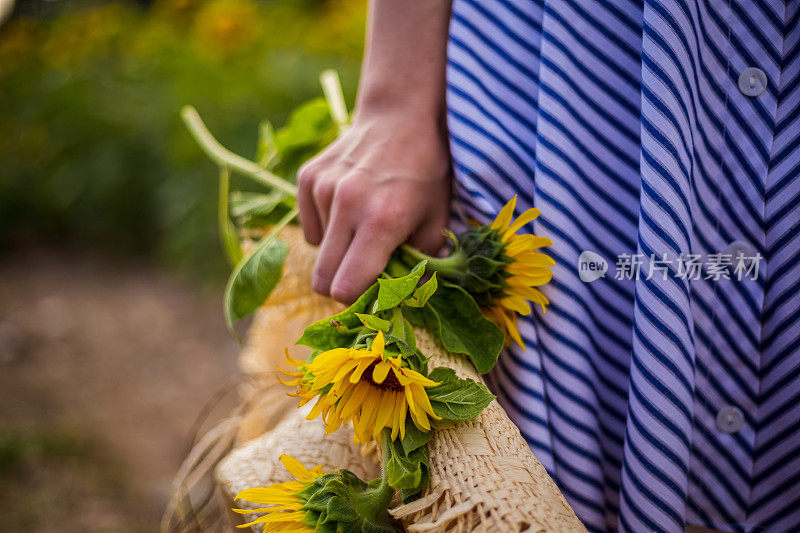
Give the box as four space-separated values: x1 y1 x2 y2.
445 1 800 531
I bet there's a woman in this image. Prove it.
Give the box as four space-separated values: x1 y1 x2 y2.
296 1 800 531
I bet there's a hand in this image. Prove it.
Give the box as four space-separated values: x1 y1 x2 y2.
297 109 451 304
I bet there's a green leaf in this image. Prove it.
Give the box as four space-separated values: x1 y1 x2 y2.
355 313 390 333
400 418 433 455
312 513 335 533
303 489 335 511
256 120 277 167
229 190 293 227
296 284 379 351
271 98 338 179
404 272 438 307
324 496 357 523
386 438 428 492
406 284 504 374
387 455 422 491
223 234 288 336
427 366 459 384
400 463 429 503
390 308 416 349
343 469 403 532
426 377 495 422
218 167 243 267
276 98 334 150
375 261 426 313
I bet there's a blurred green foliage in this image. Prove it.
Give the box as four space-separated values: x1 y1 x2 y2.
0 0 365 278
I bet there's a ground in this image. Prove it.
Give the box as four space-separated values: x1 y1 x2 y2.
0 250 241 532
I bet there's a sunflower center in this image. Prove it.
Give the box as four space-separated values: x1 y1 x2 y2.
362 361 404 391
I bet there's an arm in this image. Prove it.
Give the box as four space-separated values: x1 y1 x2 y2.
297 0 452 303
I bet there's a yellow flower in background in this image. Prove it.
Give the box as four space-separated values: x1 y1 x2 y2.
280 331 440 444
233 454 321 532
486 196 555 348
192 0 259 58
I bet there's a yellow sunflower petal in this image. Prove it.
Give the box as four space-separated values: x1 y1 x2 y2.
501 295 531 316
306 399 327 421
504 313 525 348
234 484 300 504
360 391 380 429
398 367 439 388
505 283 546 301
411 384 441 419
371 360 392 384
506 234 553 252
238 510 308 528
507 251 556 267
277 375 302 387
338 382 369 420
503 207 541 240
508 270 553 286
333 383 357 417
527 288 549 312
232 503 301 513
396 396 407 440
406 387 431 431
490 195 517 231
331 358 360 384
307 348 351 372
373 391 394 433
371 330 385 356
282 349 307 368
349 357 375 384
323 406 344 434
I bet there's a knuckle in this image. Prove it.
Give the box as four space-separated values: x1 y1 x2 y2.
366 199 403 232
333 181 359 209
313 179 335 202
296 164 317 189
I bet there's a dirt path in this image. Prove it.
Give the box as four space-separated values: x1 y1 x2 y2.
0 250 241 532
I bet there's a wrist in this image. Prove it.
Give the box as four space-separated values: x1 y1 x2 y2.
354 79 445 125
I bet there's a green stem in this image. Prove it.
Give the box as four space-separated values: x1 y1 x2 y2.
351 430 394 521
380 429 392 487
320 69 349 131
181 106 298 197
264 206 299 242
398 244 468 277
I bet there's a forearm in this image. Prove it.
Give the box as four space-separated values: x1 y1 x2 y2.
355 0 451 121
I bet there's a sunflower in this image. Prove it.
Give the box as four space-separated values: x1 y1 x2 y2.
280 331 441 444
398 197 554 349
485 195 555 348
233 454 322 532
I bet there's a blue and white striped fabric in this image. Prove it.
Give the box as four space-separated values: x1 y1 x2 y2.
445 1 800 531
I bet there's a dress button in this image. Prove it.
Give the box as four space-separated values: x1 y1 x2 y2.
716 406 744 434
726 240 756 270
738 67 767 97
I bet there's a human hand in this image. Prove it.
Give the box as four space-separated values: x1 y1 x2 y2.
297 109 451 304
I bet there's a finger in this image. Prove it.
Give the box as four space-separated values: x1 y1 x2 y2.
297 163 323 245
312 200 354 297
331 225 406 304
312 177 336 236
407 220 447 255
407 202 450 254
